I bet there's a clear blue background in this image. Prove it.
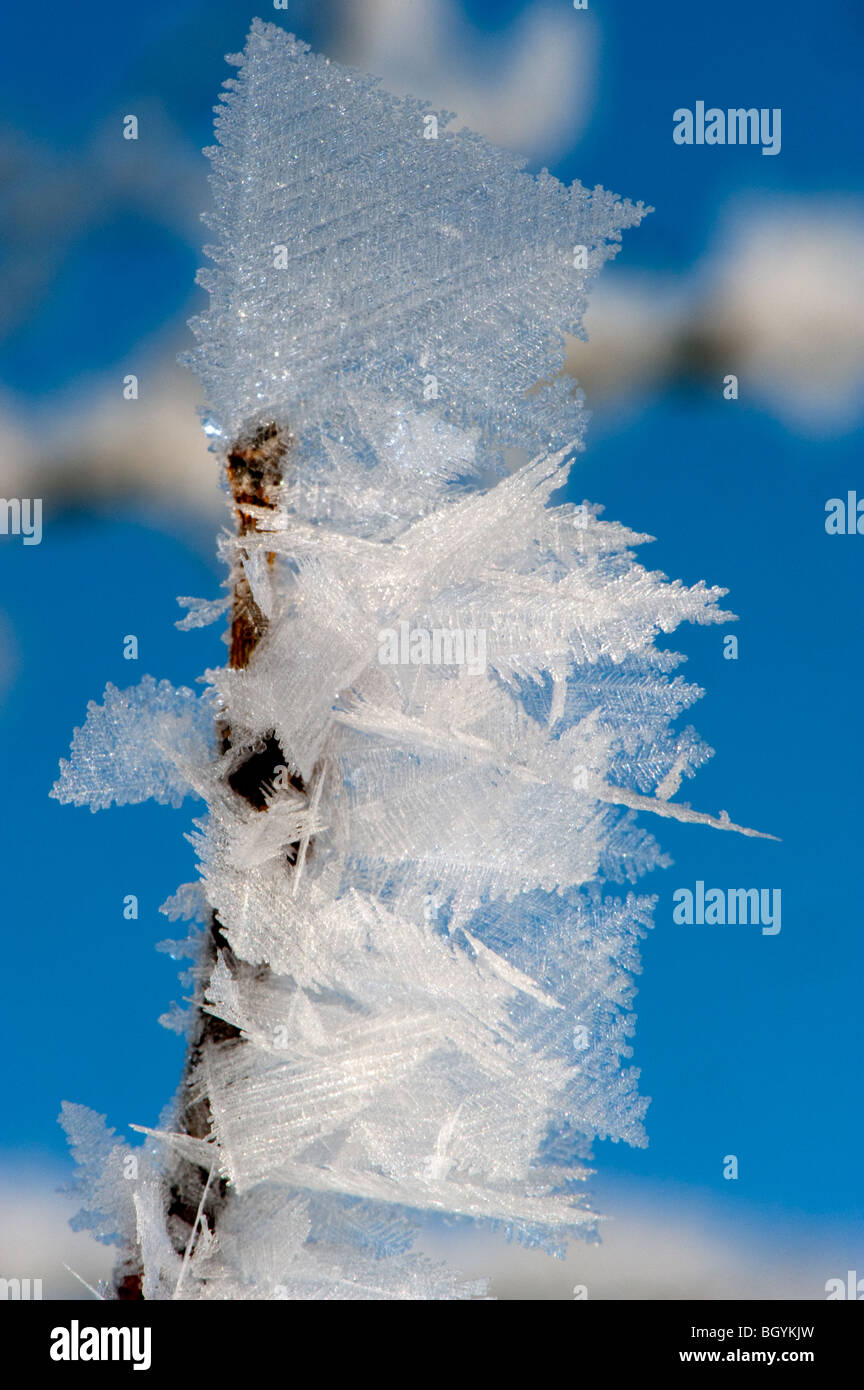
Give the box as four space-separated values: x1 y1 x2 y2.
0 0 861 1255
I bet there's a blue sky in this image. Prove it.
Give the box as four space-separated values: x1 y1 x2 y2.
0 0 861 1281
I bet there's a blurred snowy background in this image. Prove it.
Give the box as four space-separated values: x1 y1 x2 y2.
0 0 861 1298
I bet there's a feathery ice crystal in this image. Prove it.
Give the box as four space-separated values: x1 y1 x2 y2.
53 21 765 1300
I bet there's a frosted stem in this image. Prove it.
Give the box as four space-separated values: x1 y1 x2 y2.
114 423 295 1297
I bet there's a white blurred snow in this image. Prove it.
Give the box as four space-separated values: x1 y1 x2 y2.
336 0 597 159
0 1164 854 1300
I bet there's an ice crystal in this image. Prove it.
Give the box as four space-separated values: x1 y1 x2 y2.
185 21 645 471
53 677 214 812
52 21 768 1300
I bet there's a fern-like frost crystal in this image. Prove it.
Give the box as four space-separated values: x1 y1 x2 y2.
52 21 765 1300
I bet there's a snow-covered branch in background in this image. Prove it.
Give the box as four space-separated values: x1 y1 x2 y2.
53 21 768 1300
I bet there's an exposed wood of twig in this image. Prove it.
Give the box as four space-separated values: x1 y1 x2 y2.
114 422 299 1299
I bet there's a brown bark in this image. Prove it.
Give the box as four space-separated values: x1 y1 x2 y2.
113 423 300 1299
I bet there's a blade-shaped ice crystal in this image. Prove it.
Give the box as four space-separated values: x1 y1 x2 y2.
185 20 646 468
51 677 215 812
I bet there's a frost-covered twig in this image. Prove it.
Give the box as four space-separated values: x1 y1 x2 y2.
52 22 771 1300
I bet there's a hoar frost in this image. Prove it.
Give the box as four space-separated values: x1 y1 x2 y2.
52 21 769 1300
